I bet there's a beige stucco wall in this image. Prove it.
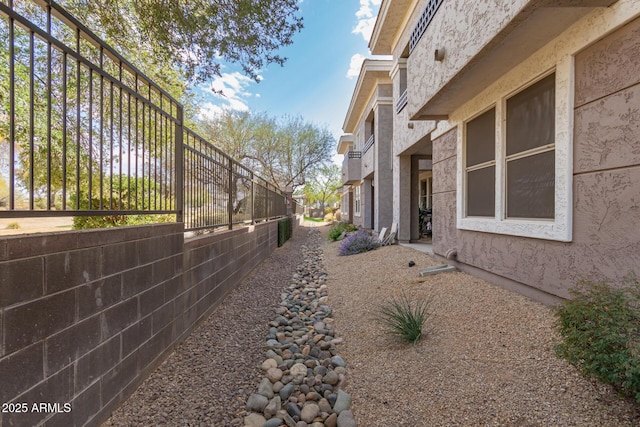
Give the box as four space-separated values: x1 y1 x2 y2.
432 16 640 299
408 0 531 115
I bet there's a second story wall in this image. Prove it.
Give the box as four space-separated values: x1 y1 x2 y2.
406 0 616 119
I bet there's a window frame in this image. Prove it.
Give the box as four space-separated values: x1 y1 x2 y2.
419 176 433 210
354 184 361 217
463 106 497 218
457 67 573 242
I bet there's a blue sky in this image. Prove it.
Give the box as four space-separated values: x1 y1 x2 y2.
196 0 384 146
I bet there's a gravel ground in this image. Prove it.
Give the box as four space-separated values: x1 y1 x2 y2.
103 224 316 427
320 225 639 426
103 222 639 427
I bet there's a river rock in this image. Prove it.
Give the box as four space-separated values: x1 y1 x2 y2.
300 403 319 423
332 390 351 414
244 412 267 427
337 410 356 427
246 393 268 412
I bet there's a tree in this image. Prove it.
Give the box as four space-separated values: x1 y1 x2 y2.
198 112 335 193
198 110 263 168
60 0 304 83
255 115 335 191
301 163 341 209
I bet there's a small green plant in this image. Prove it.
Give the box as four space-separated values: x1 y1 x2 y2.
6 222 20 229
554 275 640 402
328 222 346 241
328 222 357 241
338 228 380 255
378 291 433 344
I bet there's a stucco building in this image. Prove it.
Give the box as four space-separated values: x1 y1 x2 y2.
338 59 395 232
360 0 640 302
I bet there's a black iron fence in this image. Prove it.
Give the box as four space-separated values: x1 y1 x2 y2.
183 127 286 231
0 0 290 231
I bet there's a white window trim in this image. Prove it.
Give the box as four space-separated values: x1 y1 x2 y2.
354 184 362 217
456 64 573 242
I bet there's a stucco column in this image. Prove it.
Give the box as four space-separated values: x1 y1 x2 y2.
362 179 373 229
410 155 420 241
396 155 412 242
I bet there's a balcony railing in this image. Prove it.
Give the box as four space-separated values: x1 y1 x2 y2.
363 134 375 153
396 89 408 113
409 0 444 53
347 150 362 159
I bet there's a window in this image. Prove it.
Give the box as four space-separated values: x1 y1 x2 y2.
457 70 570 242
465 108 496 217
419 177 432 210
505 73 555 219
354 185 361 216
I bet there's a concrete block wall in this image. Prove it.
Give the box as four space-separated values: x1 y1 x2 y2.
0 216 294 426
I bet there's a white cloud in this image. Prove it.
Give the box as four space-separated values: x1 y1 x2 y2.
346 53 366 79
198 72 254 120
198 102 225 121
352 0 382 42
210 71 253 100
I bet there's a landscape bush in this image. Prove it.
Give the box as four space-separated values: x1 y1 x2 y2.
327 222 346 241
554 275 640 402
337 228 380 256
378 291 433 344
328 222 359 242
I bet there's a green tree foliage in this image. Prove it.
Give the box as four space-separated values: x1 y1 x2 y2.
198 111 335 192
60 0 303 83
72 175 173 229
301 163 341 209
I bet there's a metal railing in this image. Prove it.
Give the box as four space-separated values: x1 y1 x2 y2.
363 134 375 154
396 89 408 113
0 0 289 231
0 0 181 218
347 150 362 159
409 0 444 53
183 128 286 231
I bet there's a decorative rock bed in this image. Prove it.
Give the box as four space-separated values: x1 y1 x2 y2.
237 231 356 427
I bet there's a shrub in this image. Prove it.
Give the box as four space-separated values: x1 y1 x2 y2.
338 228 380 256
324 212 335 222
278 217 292 247
378 291 433 344
344 223 357 232
328 222 346 241
554 276 640 402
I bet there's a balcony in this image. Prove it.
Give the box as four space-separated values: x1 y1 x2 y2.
342 151 362 185
408 0 618 119
396 89 408 113
363 134 375 153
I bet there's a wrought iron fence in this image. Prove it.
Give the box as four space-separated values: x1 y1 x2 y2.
0 0 290 231
183 128 286 232
0 0 182 218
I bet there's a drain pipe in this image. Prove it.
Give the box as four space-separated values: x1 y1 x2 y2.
445 248 457 261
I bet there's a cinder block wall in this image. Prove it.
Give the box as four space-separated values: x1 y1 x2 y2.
0 217 295 426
